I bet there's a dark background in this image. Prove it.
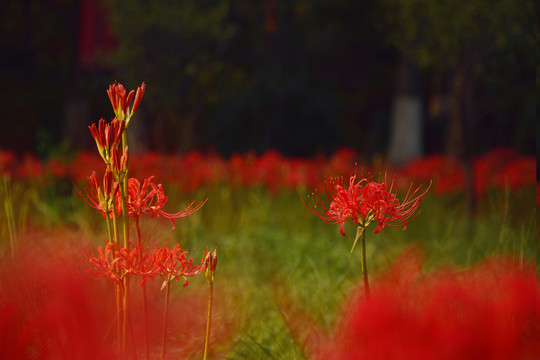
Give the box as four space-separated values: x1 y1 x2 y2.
0 0 536 161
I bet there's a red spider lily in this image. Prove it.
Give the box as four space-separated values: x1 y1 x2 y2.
88 118 125 165
123 176 207 229
111 145 129 181
145 244 204 289
81 241 145 285
305 167 430 236
81 241 123 283
75 170 120 219
107 81 146 124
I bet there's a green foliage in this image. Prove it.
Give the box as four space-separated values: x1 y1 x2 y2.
166 185 535 357
6 176 535 357
104 1 396 156
383 0 534 71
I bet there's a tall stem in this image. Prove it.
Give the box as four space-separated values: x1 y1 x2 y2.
203 282 214 360
360 228 370 297
112 202 119 244
121 133 130 247
122 276 130 356
119 185 129 249
135 217 150 360
161 282 171 360
116 282 123 357
105 216 113 244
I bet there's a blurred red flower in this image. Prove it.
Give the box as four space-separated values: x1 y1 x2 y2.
318 254 539 360
278 250 539 360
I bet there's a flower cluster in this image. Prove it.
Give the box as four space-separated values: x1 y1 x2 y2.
2 147 534 200
82 241 213 289
71 81 214 359
305 167 430 236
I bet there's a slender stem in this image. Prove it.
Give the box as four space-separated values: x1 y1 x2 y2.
203 282 214 360
105 215 113 244
161 282 171 360
360 228 370 297
135 217 150 360
122 276 130 356
119 184 129 249
112 201 119 244
121 134 130 248
116 282 123 357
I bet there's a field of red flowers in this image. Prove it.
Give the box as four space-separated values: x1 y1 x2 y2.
0 145 536 199
0 81 537 359
1 145 537 359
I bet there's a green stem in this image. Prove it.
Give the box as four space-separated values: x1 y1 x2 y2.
112 201 119 244
119 184 129 249
359 228 370 297
122 276 130 356
105 215 113 244
135 217 150 360
116 282 123 357
203 282 214 360
161 282 171 360
121 134 129 248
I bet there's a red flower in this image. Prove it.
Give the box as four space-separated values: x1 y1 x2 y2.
107 81 145 124
145 244 204 288
75 170 119 219
88 118 125 165
82 241 122 283
203 247 218 284
124 176 207 229
82 241 144 285
111 145 129 181
306 167 430 236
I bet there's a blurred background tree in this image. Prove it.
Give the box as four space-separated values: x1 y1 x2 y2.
105 0 396 157
383 0 536 160
0 0 535 160
382 0 535 210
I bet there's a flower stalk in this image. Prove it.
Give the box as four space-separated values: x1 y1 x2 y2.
356 226 370 297
203 248 217 360
78 81 209 358
305 167 430 298
161 282 171 360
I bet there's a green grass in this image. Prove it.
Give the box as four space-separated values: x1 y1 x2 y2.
3 180 536 359
170 184 536 358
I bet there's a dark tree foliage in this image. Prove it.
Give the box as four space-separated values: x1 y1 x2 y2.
0 0 534 159
383 0 536 156
0 0 79 155
105 0 396 156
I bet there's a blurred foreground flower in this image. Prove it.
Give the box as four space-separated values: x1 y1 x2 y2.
278 249 539 360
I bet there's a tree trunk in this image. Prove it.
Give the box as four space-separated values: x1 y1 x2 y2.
447 69 476 213
387 56 423 166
